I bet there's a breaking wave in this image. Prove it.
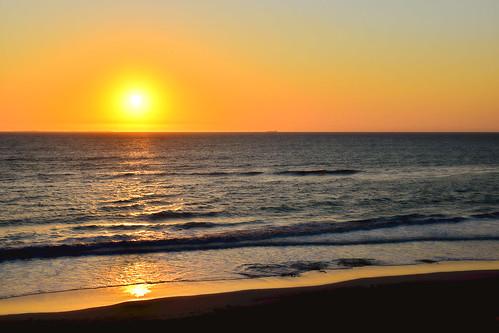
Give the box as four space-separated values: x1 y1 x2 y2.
1 212 497 262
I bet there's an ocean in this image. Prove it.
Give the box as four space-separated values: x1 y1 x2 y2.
0 133 498 299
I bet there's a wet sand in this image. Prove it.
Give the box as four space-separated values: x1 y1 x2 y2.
1 267 498 331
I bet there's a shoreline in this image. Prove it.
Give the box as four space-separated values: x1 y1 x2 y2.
0 260 498 320
1 267 498 330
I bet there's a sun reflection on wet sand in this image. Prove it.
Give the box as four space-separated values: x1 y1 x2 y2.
124 284 152 298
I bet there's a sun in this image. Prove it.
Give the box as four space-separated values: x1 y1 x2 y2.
122 89 151 117
129 93 143 108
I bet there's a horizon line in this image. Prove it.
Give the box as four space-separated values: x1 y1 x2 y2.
1 130 498 134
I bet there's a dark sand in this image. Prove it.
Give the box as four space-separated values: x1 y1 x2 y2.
1 270 498 331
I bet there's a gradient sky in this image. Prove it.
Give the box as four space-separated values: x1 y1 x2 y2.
1 0 499 131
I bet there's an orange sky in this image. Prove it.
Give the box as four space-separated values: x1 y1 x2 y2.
1 1 499 132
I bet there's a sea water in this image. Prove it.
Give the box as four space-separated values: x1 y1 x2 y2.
0 133 498 299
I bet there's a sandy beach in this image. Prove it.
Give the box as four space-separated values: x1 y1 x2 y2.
1 262 498 330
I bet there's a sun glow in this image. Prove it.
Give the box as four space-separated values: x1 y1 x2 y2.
103 72 173 131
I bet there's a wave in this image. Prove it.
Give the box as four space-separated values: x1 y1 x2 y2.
184 171 264 177
78 169 360 179
171 222 220 229
103 169 362 179
71 220 264 232
1 212 498 262
275 169 361 176
99 203 145 212
107 193 177 205
84 156 156 162
71 224 157 232
470 211 499 219
1 235 497 263
0 215 95 227
259 204 300 212
106 171 170 179
36 172 78 177
171 220 264 230
144 210 223 220
105 170 264 179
